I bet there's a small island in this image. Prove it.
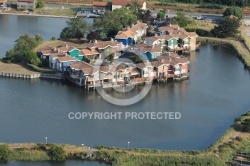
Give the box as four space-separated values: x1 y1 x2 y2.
1 1 250 165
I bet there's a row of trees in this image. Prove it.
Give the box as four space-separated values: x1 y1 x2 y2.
3 34 43 66
158 0 249 7
169 6 242 38
211 7 242 38
60 5 152 41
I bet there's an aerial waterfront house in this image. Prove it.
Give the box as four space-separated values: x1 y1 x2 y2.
151 60 170 79
115 21 147 47
66 61 99 87
135 43 162 60
56 56 77 72
38 46 54 60
136 61 156 78
157 24 198 51
156 53 189 78
57 45 85 61
16 0 35 10
85 39 123 60
112 0 146 11
92 1 111 12
81 48 100 61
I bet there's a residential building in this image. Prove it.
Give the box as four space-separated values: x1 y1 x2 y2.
57 45 84 61
17 0 35 10
66 61 99 87
136 62 156 78
157 24 198 51
0 0 7 7
115 21 147 47
92 1 111 11
112 0 146 11
56 56 78 72
85 39 123 60
135 43 162 60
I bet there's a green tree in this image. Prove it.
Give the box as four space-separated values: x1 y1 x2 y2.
60 17 90 39
35 34 43 43
48 145 66 161
0 144 9 162
173 11 188 27
223 6 243 20
157 12 165 20
36 1 45 8
26 51 41 66
86 31 100 41
3 34 41 65
93 7 137 39
211 16 240 38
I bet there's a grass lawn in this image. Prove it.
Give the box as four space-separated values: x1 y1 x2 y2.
0 61 38 75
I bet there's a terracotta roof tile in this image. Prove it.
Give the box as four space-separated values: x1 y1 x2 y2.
70 61 97 75
93 1 111 6
136 43 161 53
85 40 120 49
81 48 100 55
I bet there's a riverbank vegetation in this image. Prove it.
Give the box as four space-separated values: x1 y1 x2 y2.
197 37 250 69
1 34 58 74
1 111 250 165
2 34 42 65
60 17 90 39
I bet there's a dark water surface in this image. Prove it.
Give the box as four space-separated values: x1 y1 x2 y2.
0 44 249 150
0 15 93 57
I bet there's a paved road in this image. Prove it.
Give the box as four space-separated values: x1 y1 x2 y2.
151 10 250 24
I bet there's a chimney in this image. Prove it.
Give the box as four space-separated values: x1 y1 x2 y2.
94 40 98 43
111 38 114 42
155 33 158 37
169 23 172 27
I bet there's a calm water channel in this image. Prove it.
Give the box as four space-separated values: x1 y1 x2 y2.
0 15 250 152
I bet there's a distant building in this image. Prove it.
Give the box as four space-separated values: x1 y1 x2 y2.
112 0 146 11
0 0 7 7
17 0 35 10
92 1 111 12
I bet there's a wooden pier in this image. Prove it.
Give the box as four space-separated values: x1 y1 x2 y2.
0 72 63 80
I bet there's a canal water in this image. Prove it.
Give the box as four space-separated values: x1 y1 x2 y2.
0 15 93 57
0 15 250 151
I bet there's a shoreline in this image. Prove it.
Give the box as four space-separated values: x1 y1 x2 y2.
0 12 75 19
1 110 250 165
197 37 250 70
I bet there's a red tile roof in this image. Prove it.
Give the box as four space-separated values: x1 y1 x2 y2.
85 40 120 49
136 43 161 53
70 61 97 75
93 1 111 6
81 48 100 55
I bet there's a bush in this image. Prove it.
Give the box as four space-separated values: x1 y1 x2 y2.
0 144 10 162
48 144 66 161
196 28 212 37
196 4 223 9
36 1 45 8
236 136 243 142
